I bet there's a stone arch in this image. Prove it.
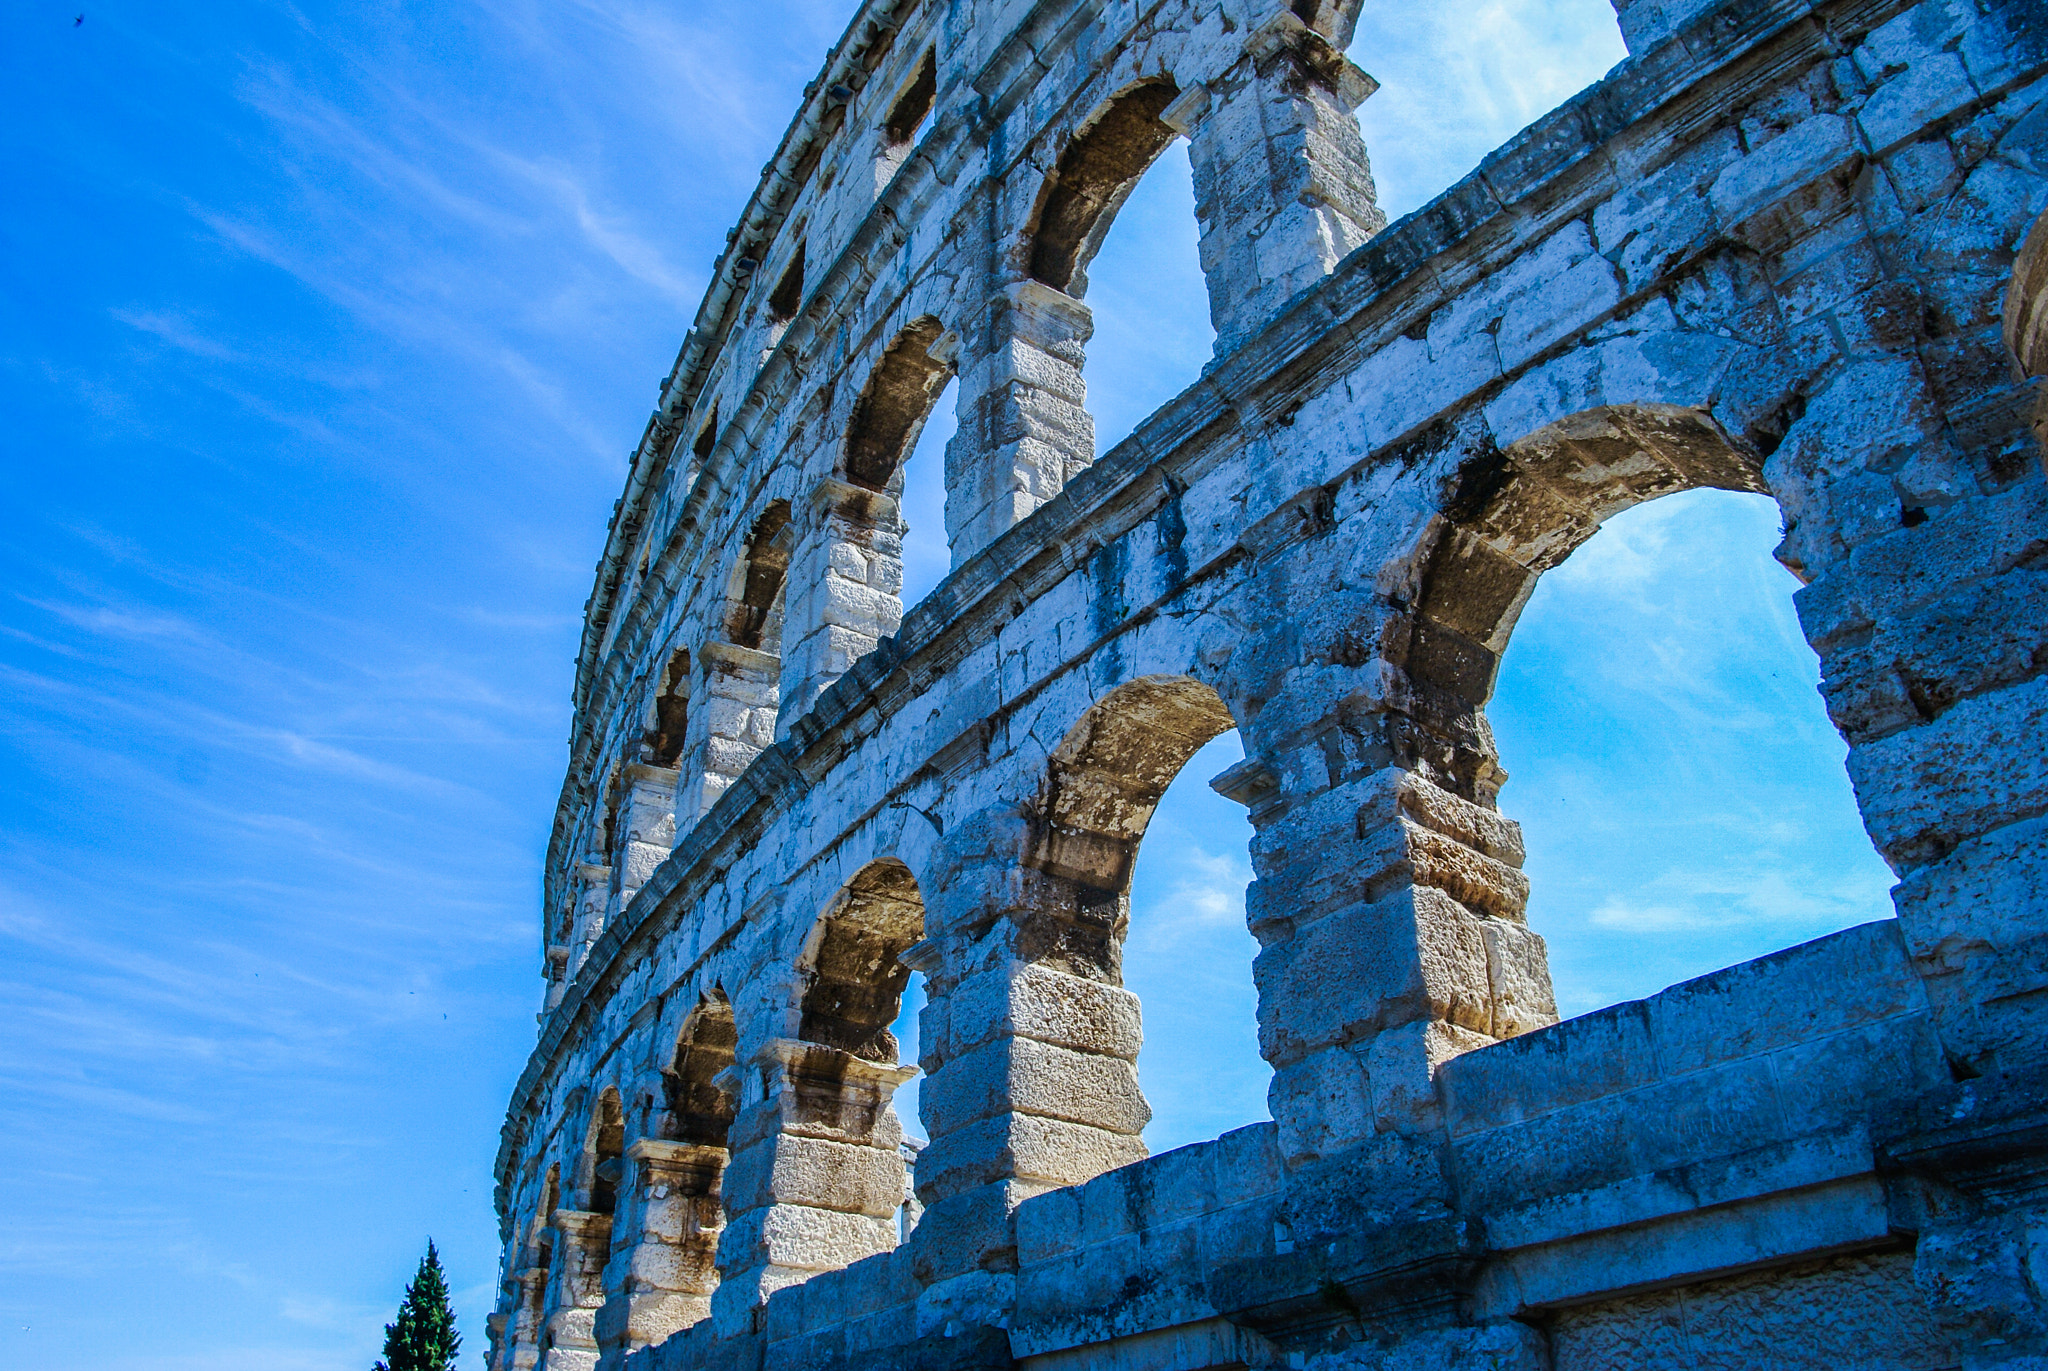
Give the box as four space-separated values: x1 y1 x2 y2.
845 316 953 492
883 44 937 147
906 677 1240 1225
1027 79 1182 296
798 858 925 1061
712 864 922 1317
725 501 793 653
501 1163 560 1371
1399 404 1769 807
663 991 739 1144
584 1086 626 1217
693 403 718 458
643 646 690 767
1250 404 1783 1160
2007 205 2048 383
1030 676 1240 972
598 994 738 1357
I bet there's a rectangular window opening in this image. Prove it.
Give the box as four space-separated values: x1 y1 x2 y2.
884 47 937 146
768 241 807 324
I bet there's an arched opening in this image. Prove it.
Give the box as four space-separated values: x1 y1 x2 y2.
663 993 738 1146
792 863 924 1205
1487 489 1898 1014
1026 676 1244 1155
644 647 690 767
977 78 1206 563
725 501 792 653
1028 81 1180 294
586 1088 625 1219
1064 135 1214 455
799 859 924 1062
716 863 924 1298
1396 404 1894 1026
598 994 735 1351
2007 205 2048 383
898 373 956 609
509 1164 560 1367
807 318 955 693
845 317 953 493
883 46 936 147
689 403 719 476
1036 676 1237 909
767 239 805 325
1121 727 1266 1152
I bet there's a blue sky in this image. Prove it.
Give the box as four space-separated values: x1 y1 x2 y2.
0 1 1893 1366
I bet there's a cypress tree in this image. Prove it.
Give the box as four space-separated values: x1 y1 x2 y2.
374 1240 462 1371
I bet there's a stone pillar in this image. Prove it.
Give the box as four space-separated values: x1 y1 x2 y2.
683 642 779 823
906 817 1149 1308
540 1210 612 1371
1184 10 1385 351
607 764 678 921
562 863 611 994
594 1140 728 1366
1241 744 1554 1167
948 281 1095 564
710 1038 916 1333
500 1259 549 1371
778 477 906 730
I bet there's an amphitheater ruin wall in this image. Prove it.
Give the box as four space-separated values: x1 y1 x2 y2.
490 0 2048 1366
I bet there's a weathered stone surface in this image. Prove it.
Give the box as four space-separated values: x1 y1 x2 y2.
491 0 2048 1368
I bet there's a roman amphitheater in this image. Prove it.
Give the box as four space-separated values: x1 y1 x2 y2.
486 0 2048 1366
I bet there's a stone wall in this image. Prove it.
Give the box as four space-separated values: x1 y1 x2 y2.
489 0 2048 1368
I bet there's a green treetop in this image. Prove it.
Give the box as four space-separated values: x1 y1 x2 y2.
374 1240 462 1371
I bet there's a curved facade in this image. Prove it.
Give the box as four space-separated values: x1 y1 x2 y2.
490 1 2048 1368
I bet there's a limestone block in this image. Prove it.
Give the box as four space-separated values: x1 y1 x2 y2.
1895 814 2048 972
1254 887 1496 1067
616 841 667 893
1643 919 1925 1076
717 1202 897 1275
1267 1044 1374 1166
1771 1013 1948 1135
620 1240 716 1294
1364 1017 1493 1137
1491 225 1625 373
940 960 1144 1061
1550 1249 1954 1370
721 1133 905 1218
1481 917 1557 1038
1013 1184 1084 1266
915 1110 1146 1197
1850 674 2048 869
921 1035 1149 1137
903 1181 1028 1283
1709 113 1860 228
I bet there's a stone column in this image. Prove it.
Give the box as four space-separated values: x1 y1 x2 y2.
710 1038 917 1334
561 863 610 995
500 1259 549 1371
594 1140 728 1366
947 281 1095 564
905 816 1150 1311
607 764 679 922
683 642 780 823
1233 702 1553 1167
1184 10 1385 351
778 477 906 730
540 1209 612 1371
